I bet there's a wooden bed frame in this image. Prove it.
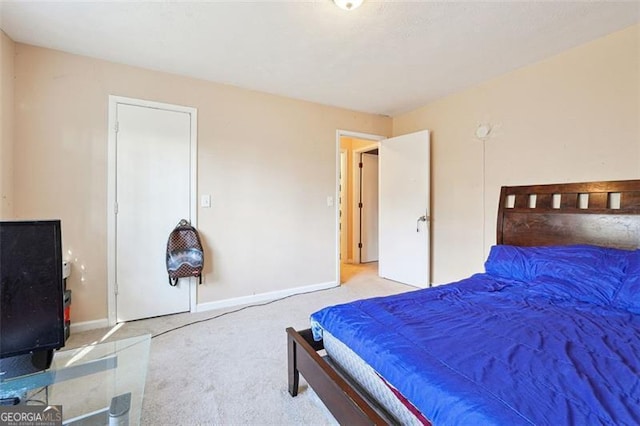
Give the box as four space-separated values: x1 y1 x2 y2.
286 179 640 425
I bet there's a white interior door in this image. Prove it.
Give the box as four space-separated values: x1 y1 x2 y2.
360 152 379 262
378 130 430 287
115 103 192 322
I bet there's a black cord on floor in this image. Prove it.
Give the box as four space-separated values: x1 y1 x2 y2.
150 286 333 340
25 386 48 406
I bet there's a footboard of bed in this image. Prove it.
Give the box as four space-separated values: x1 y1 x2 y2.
286 327 393 425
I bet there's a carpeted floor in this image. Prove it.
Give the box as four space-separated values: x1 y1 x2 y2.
64 262 413 425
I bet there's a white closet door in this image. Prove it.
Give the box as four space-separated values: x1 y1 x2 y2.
115 103 192 322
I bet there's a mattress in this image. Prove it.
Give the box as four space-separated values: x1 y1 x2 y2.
311 245 640 425
323 330 428 425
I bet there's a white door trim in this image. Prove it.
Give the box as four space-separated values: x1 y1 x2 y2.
335 130 386 283
107 95 198 326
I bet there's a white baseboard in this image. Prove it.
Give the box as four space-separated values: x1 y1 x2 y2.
196 281 338 313
70 318 109 333
69 282 338 330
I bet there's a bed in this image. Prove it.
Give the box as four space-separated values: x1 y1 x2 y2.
286 179 640 425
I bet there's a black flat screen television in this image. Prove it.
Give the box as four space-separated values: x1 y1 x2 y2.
0 220 65 365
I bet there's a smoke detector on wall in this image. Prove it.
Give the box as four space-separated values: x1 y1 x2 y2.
333 0 363 10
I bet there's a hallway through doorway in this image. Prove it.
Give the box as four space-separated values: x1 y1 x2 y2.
340 262 378 284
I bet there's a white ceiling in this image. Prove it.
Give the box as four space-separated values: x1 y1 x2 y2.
1 1 638 116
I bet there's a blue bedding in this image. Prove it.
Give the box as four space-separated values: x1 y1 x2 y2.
311 245 640 425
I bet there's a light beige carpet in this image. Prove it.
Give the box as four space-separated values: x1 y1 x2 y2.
65 263 413 425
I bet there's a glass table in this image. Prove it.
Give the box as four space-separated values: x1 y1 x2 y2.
0 334 150 425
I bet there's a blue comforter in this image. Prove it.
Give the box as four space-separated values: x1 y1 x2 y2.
311 246 640 425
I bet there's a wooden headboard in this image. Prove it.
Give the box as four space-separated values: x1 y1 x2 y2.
497 180 640 250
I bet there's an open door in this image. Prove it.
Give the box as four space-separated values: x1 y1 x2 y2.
359 152 379 262
378 130 430 287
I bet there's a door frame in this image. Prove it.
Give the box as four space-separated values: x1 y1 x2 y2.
107 95 198 326
335 130 386 284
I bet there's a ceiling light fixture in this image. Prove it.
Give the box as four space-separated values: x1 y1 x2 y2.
333 0 363 11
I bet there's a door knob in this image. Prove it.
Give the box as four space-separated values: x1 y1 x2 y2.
416 215 427 232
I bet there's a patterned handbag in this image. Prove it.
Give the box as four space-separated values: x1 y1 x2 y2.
166 219 204 286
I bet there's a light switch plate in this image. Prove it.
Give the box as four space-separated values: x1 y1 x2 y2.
201 194 211 208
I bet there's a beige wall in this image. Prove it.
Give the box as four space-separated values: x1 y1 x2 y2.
13 43 391 322
8 23 639 321
393 24 640 285
0 31 14 218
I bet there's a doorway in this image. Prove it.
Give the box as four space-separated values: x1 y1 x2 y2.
336 129 431 288
340 150 347 262
107 96 198 324
336 131 385 284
